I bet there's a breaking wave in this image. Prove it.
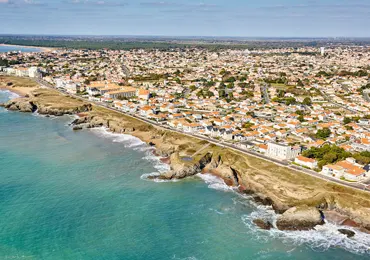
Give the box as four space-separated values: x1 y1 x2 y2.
196 173 370 255
90 127 172 181
242 211 370 255
0 89 20 100
90 127 146 149
196 173 236 192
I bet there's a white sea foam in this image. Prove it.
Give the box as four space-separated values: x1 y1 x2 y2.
196 171 370 255
32 110 57 119
171 256 198 260
241 206 370 255
142 150 170 173
230 191 370 255
90 127 172 180
140 172 179 183
196 173 236 192
90 127 146 149
0 89 20 100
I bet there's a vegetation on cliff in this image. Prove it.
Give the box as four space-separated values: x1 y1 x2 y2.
3 79 370 232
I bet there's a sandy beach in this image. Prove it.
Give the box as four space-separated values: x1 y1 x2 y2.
0 75 39 96
0 44 55 52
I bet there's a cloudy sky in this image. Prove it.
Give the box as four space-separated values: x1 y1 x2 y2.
1 0 369 37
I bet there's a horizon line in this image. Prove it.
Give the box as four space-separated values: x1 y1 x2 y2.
1 34 370 40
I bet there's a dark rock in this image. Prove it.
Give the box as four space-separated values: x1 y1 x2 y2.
73 125 83 131
253 219 273 230
338 229 355 238
253 194 273 206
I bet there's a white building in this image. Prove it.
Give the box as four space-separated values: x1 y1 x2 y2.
294 155 318 169
28 67 41 78
321 158 367 181
4 67 40 78
266 142 301 160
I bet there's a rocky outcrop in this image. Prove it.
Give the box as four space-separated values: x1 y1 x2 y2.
5 86 370 234
338 229 356 238
253 219 273 230
157 152 212 180
3 96 91 116
202 155 240 186
276 206 325 231
36 103 92 116
3 98 37 113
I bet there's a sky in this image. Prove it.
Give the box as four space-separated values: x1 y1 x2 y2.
0 0 369 37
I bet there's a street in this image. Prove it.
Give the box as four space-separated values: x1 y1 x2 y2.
35 78 370 193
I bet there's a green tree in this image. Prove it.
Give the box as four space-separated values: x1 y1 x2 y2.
278 89 286 98
343 117 352 125
285 97 296 106
218 89 226 98
302 97 312 106
315 128 331 139
0 59 9 67
227 82 234 89
206 91 214 97
297 79 304 87
323 152 337 164
196 90 203 98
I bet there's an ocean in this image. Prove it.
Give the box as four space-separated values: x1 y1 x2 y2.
0 45 42 53
0 90 369 259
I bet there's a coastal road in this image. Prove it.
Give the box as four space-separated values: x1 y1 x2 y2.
34 78 370 193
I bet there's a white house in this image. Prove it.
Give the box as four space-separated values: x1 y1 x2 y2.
294 155 318 169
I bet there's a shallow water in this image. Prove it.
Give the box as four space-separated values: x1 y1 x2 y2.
0 45 42 53
0 91 369 259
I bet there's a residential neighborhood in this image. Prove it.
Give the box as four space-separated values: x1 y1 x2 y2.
1 45 370 184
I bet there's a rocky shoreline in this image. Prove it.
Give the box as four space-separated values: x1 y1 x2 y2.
2 88 370 236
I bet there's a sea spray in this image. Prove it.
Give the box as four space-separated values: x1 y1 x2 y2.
197 172 370 255
89 127 172 179
196 173 236 192
0 90 20 100
90 127 146 149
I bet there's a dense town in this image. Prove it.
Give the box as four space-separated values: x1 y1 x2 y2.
1 46 370 184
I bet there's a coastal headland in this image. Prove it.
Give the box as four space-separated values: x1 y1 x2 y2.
2 75 370 235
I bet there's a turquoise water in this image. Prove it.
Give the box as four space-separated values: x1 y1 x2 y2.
0 91 369 259
0 45 42 53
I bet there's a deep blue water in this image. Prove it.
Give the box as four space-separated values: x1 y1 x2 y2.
0 91 369 259
0 45 42 53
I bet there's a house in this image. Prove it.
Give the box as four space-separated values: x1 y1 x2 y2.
266 142 301 160
140 106 154 117
322 158 367 181
322 164 345 177
258 144 268 154
183 123 202 133
294 155 318 169
137 89 150 100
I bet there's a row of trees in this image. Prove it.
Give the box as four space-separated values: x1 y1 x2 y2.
0 58 22 66
303 144 370 169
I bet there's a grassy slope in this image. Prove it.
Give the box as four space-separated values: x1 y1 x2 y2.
6 77 370 225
